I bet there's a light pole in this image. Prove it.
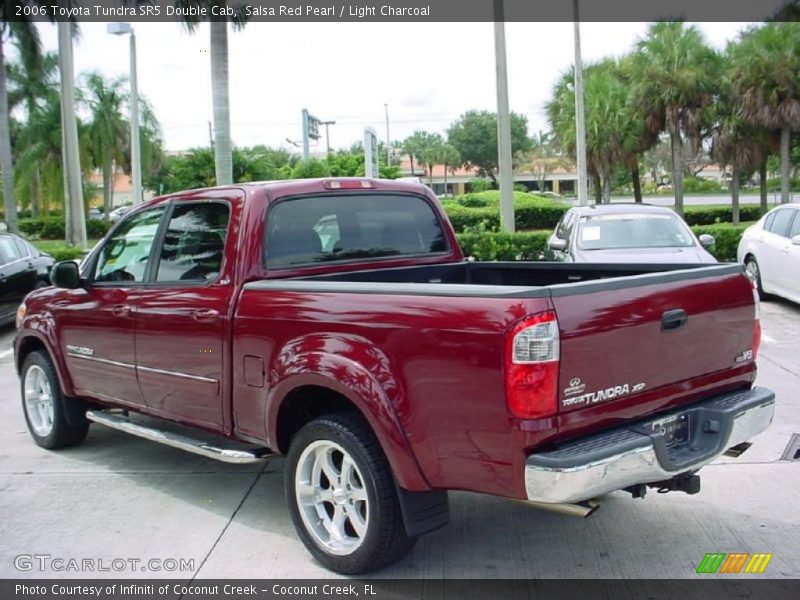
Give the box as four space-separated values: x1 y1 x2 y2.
108 22 142 205
493 0 515 233
573 0 588 206
321 120 336 154
384 103 391 166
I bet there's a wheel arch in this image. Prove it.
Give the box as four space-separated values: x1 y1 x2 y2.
268 373 430 492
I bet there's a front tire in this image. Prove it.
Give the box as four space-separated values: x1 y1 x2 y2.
285 413 415 574
21 351 89 449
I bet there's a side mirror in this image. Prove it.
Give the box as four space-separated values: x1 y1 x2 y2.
51 261 81 289
792 235 800 246
698 234 715 248
548 238 568 252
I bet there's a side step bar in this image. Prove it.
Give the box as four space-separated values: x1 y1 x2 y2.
86 410 274 464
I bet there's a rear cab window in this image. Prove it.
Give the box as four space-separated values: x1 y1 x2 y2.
265 193 448 269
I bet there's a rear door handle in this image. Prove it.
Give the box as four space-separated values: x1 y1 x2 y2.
661 309 687 331
193 308 219 323
111 304 132 318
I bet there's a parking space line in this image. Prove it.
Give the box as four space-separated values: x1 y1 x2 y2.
0 349 13 360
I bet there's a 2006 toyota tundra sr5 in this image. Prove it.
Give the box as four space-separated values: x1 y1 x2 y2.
15 178 774 573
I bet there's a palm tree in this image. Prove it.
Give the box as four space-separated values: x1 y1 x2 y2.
81 73 129 218
439 143 460 195
631 22 722 215
0 15 44 232
14 92 66 216
6 51 59 217
177 4 249 186
547 60 649 203
730 22 800 204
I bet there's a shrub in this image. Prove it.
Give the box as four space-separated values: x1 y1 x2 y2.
683 177 724 194
16 217 110 240
443 191 568 233
690 223 748 262
45 245 85 261
456 231 550 261
455 223 746 263
682 205 762 226
468 178 493 192
766 177 800 192
86 219 112 239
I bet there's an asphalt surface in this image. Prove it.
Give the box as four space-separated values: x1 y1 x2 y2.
0 299 798 580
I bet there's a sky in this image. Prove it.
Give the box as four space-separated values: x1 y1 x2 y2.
29 21 753 154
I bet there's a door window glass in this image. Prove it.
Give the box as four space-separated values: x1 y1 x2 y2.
155 202 230 283
787 211 800 239
767 209 794 238
13 238 30 258
0 236 23 263
94 208 165 283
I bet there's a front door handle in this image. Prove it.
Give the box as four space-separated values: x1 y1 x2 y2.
193 308 219 323
112 304 132 318
661 309 687 331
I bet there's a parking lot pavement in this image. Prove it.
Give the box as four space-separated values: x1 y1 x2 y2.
0 299 798 580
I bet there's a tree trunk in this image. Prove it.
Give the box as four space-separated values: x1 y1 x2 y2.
0 40 18 233
102 159 112 218
409 155 415 176
631 164 642 203
443 165 448 195
670 130 684 216
731 165 740 226
592 174 602 204
602 174 612 204
759 160 768 214
31 167 41 217
210 21 233 186
58 21 87 248
780 125 791 204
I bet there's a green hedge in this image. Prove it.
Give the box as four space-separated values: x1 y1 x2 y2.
690 223 749 262
443 195 763 234
456 231 550 261
47 246 85 261
442 191 569 232
683 205 763 226
456 223 747 263
18 217 111 240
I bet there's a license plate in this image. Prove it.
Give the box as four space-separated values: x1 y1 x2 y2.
651 413 691 447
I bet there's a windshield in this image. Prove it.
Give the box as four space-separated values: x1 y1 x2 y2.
265 193 448 268
576 213 695 250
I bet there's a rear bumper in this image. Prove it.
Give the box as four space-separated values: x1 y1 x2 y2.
525 387 775 504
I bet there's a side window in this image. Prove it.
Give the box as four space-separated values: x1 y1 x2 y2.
763 212 776 232
0 236 23 263
788 211 800 239
767 209 794 238
94 208 165 283
155 202 230 283
561 213 575 245
13 238 30 258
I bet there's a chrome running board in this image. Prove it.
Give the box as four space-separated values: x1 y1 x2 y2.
86 410 274 464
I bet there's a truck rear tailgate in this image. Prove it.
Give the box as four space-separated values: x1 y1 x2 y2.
550 265 758 429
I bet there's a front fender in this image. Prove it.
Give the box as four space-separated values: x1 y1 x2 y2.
15 313 75 397
266 334 430 491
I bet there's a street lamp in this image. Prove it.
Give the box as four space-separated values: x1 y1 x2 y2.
107 22 142 205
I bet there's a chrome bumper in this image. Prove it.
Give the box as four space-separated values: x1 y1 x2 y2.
525 387 775 504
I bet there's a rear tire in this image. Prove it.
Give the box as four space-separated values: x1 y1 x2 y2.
744 256 769 300
285 412 416 574
21 350 89 449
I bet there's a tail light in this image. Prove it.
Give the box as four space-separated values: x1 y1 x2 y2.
323 179 375 190
505 311 560 419
751 281 761 359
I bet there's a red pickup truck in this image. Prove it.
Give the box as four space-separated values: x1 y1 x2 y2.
15 178 774 574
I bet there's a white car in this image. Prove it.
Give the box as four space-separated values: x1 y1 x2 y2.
737 204 800 303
